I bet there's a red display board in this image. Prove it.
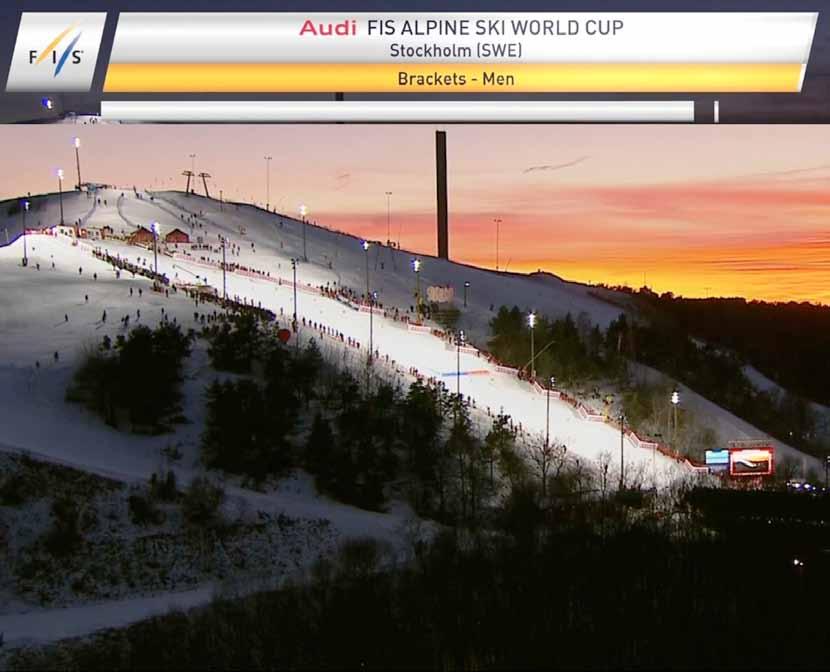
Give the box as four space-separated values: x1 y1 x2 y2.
728 446 774 477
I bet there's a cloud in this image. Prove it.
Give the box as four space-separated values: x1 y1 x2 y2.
522 156 589 174
731 163 830 183
331 172 352 191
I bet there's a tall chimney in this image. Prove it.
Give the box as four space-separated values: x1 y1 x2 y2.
436 130 449 259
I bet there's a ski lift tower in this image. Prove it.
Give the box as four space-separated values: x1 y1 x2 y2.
182 170 195 195
198 172 212 199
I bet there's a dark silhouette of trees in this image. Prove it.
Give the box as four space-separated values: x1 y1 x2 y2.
67 323 192 432
202 379 291 481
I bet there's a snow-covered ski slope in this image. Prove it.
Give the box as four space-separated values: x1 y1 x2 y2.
0 187 815 485
0 188 684 485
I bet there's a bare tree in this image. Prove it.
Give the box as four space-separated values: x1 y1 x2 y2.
596 450 612 500
527 433 568 502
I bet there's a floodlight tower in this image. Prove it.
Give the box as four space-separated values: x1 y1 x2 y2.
264 156 273 209
362 240 373 367
73 137 82 191
369 290 377 366
151 221 160 275
546 376 556 449
412 258 422 318
455 329 466 399
362 240 372 293
671 389 680 443
21 199 30 267
528 311 537 380
56 169 65 225
385 191 392 245
291 258 299 340
220 235 227 300
299 204 308 260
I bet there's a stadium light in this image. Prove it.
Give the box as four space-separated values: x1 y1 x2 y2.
546 375 556 449
368 289 378 367
221 235 227 300
412 258 422 318
299 204 308 260
528 311 537 379
291 258 299 344
151 221 160 275
21 199 30 267
385 191 392 245
263 155 272 208
456 329 466 400
73 137 83 191
56 169 65 225
362 240 371 304
670 388 680 444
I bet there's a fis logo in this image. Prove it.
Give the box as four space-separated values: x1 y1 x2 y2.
7 13 106 92
28 22 83 77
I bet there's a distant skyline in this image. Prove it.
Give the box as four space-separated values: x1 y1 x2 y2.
1 123 829 304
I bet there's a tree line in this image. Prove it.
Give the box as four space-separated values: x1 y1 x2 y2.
200 312 592 524
488 305 826 459
12 487 830 670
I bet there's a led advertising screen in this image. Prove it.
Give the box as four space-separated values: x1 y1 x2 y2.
728 447 774 477
704 449 729 473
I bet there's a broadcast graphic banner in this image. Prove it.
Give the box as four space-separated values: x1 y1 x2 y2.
103 12 818 93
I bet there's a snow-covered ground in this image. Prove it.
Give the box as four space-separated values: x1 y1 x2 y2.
742 365 830 439
1 185 817 647
632 363 823 477
0 450 344 650
0 188 690 484
0 585 214 649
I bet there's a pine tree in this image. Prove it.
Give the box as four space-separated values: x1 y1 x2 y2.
291 338 323 405
306 413 336 491
483 412 515 488
400 381 444 514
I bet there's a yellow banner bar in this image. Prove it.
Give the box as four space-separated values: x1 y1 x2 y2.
104 63 803 93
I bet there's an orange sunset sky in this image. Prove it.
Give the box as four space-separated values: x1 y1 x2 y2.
2 124 829 304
